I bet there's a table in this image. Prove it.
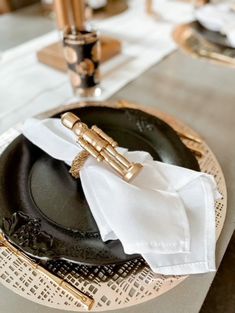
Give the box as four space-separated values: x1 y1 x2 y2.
0 1 235 311
0 3 55 52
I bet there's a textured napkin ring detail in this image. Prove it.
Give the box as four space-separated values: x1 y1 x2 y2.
70 150 90 179
61 112 143 181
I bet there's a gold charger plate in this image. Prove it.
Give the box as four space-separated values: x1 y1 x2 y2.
0 100 227 311
173 22 235 68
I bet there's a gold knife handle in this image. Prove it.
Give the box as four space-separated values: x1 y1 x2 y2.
36 265 94 310
61 281 94 310
0 233 94 310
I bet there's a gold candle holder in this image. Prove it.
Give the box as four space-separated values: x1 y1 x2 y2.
61 112 143 181
63 28 101 97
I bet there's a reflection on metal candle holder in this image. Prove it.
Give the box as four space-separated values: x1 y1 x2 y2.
63 28 102 97
61 112 143 181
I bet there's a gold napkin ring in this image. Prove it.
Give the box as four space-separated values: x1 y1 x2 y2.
61 112 143 182
70 150 90 178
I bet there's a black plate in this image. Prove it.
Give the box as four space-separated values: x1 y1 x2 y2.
195 21 233 48
0 106 199 265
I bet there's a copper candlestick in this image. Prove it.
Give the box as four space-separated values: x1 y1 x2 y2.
54 0 101 97
54 0 86 31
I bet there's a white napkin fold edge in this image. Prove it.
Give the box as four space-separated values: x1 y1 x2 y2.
143 176 217 275
202 176 217 272
149 260 215 275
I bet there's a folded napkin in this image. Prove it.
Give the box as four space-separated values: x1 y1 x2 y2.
23 117 220 275
196 2 235 47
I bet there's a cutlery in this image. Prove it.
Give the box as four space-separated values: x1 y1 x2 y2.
0 233 94 310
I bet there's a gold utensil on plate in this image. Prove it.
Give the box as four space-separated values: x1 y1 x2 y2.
186 145 203 158
0 232 94 310
198 48 235 65
176 130 202 144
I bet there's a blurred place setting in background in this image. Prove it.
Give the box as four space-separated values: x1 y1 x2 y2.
0 1 234 313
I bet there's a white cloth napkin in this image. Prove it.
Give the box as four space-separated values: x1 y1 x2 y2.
23 117 220 275
195 2 235 47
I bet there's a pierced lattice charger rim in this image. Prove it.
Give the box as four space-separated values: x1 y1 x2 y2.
0 101 227 312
